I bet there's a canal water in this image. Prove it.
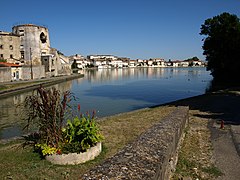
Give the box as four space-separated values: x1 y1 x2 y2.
0 67 212 140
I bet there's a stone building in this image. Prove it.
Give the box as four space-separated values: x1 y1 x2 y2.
41 48 71 77
12 24 51 65
0 24 71 82
0 31 21 63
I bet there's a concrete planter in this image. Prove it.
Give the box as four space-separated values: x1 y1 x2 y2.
46 142 102 165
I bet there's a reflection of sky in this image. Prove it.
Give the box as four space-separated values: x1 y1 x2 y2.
0 67 212 140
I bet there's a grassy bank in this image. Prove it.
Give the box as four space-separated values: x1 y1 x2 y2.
0 106 175 179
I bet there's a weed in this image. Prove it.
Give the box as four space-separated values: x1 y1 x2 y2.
202 166 223 177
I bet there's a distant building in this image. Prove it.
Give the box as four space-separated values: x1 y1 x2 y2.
87 55 118 60
69 54 91 69
150 58 165 67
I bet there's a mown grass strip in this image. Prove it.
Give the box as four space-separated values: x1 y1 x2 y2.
0 106 175 179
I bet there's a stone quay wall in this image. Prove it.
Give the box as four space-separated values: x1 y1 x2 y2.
82 106 189 180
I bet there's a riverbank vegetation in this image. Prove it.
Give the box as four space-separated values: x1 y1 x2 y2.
0 102 174 179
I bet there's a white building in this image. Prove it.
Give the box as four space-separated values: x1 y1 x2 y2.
87 55 118 60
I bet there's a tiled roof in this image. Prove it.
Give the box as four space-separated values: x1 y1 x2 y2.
0 62 21 67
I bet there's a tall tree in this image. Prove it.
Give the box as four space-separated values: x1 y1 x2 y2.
200 12 240 82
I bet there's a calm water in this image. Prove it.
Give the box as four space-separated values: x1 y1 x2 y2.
0 67 212 139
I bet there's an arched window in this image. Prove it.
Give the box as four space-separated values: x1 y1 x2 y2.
40 32 47 43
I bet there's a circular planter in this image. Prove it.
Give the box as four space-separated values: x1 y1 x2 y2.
46 142 102 165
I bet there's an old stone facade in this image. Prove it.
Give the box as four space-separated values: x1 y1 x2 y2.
0 31 21 62
12 24 51 66
0 24 71 82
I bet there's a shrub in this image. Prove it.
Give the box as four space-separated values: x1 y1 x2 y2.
24 86 103 156
24 86 72 148
62 113 103 154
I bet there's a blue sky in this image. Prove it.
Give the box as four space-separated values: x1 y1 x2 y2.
1 0 239 60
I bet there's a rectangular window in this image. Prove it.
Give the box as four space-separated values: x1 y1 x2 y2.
0 45 3 49
10 45 13 50
0 54 3 58
20 51 24 59
10 54 13 58
19 30 24 36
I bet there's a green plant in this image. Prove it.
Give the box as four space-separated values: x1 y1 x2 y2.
35 143 58 156
24 86 72 148
62 113 103 153
202 166 223 177
24 86 103 157
0 59 7 62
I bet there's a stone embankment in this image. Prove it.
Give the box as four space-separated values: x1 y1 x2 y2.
82 106 189 180
0 74 83 98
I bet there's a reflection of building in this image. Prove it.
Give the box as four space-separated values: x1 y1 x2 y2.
0 24 71 82
0 80 73 139
85 67 168 83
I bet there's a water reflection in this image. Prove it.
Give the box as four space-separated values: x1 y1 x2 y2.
0 81 73 139
0 67 212 140
83 67 207 82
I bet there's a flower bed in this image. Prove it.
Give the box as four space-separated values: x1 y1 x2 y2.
23 86 103 165
46 142 102 165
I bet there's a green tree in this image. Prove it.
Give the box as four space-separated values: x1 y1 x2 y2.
191 56 199 61
71 60 78 69
200 12 240 82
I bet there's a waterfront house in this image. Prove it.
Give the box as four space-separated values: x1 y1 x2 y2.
108 59 123 68
180 61 189 67
69 54 91 69
192 60 203 66
0 62 22 81
128 59 137 67
136 59 144 66
147 59 153 66
151 58 165 67
172 60 181 67
87 55 118 61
